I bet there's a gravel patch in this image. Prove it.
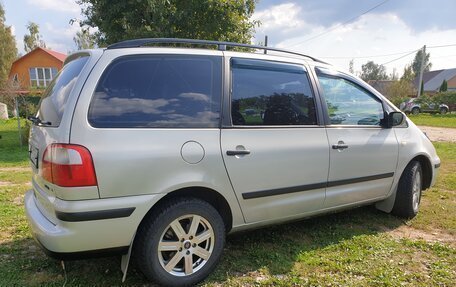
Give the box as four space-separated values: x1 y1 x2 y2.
418 126 456 142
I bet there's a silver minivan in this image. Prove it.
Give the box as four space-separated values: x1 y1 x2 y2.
25 39 440 286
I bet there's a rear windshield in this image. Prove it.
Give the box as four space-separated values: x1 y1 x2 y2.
38 55 89 127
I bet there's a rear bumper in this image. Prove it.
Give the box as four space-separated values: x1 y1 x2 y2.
24 190 163 257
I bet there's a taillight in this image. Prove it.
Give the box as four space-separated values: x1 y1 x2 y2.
40 144 97 187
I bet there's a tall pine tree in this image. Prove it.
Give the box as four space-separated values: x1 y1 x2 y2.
0 3 18 88
439 79 448 92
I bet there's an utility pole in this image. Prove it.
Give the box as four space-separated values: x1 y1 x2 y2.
416 45 426 98
264 35 268 54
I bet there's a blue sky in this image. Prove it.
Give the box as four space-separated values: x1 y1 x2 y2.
3 0 456 75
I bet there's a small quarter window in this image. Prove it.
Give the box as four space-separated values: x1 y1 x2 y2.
317 75 384 126
38 56 89 127
231 58 317 126
88 55 222 128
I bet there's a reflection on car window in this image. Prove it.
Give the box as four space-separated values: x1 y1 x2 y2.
317 75 384 126
38 55 89 127
88 55 222 128
231 58 317 126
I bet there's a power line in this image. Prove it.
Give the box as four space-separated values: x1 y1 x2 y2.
379 44 456 65
427 43 456 49
288 0 390 48
381 49 418 65
320 49 417 59
317 44 456 62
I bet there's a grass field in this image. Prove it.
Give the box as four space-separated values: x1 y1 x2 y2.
408 113 456 128
0 121 455 286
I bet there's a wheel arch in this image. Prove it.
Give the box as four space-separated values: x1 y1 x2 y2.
411 154 432 190
137 186 233 234
375 153 433 213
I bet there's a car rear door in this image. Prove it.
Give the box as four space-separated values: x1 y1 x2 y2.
221 56 329 223
314 68 399 207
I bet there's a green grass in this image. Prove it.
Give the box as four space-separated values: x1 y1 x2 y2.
0 120 455 286
408 113 456 128
0 119 29 167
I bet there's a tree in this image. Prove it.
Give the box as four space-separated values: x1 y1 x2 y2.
0 3 17 88
23 22 46 52
385 65 417 106
359 61 388 82
439 79 448 92
411 49 431 76
400 64 415 82
78 0 258 46
73 28 97 50
348 59 354 74
389 68 398 81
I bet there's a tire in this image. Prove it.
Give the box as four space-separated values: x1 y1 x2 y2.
440 107 448 114
411 107 420 115
391 161 423 219
134 198 225 287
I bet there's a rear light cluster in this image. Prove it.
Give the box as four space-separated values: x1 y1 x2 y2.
40 144 98 187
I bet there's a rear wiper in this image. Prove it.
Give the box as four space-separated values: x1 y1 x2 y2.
27 116 52 126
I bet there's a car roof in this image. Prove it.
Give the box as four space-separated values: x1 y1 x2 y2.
105 38 329 65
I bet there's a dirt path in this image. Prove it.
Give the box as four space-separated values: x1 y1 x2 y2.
381 225 456 247
0 167 29 172
418 126 456 142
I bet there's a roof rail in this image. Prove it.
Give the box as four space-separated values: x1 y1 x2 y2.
106 38 328 64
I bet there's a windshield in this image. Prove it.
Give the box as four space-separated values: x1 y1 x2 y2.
38 55 89 127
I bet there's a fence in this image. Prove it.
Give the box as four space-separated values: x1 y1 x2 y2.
0 96 40 148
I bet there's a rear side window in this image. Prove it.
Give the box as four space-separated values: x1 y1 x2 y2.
231 58 317 126
38 55 89 127
88 55 222 128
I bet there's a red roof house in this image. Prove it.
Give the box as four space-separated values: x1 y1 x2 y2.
8 47 67 93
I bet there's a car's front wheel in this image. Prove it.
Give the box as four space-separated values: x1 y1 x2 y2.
392 161 423 219
134 198 225 287
411 107 420 115
440 107 448 114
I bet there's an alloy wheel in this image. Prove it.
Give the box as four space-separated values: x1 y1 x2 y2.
157 214 215 277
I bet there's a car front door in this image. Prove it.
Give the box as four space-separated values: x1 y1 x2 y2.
315 70 399 207
221 58 330 223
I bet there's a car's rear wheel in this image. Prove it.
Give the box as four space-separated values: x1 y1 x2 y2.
392 161 422 219
134 198 225 287
440 107 448 114
411 107 420 115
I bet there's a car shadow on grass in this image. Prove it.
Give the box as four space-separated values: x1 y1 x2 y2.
0 206 405 286
207 205 405 284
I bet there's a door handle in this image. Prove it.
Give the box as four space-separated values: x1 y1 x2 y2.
226 150 251 156
332 142 349 150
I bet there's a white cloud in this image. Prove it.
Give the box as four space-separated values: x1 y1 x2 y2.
254 11 456 75
45 22 79 38
253 3 306 31
41 22 80 53
252 3 312 43
27 0 79 13
10 25 15 36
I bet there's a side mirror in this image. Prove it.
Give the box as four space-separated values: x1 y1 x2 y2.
385 112 405 128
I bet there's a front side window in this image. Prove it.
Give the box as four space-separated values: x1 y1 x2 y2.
29 67 56 87
88 55 222 128
317 74 384 126
231 58 317 126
